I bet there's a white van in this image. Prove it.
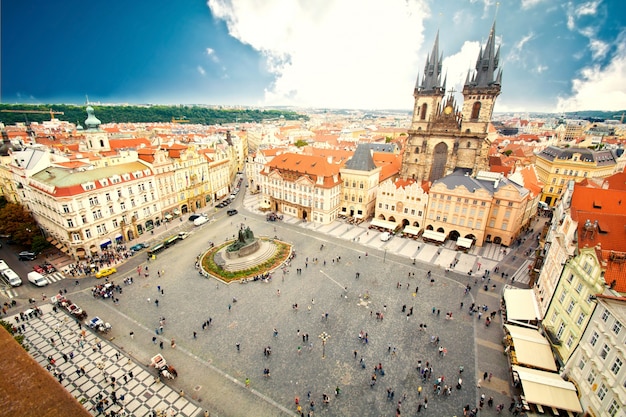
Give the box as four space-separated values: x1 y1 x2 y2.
2 268 22 286
380 232 392 242
194 215 209 226
0 260 9 272
27 271 48 287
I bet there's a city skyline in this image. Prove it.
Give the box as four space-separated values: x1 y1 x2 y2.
2 0 625 113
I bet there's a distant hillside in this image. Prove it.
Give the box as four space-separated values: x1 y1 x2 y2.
0 104 307 126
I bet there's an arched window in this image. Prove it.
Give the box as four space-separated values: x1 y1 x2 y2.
471 102 481 120
414 147 420 154
420 103 427 120
467 141 471 148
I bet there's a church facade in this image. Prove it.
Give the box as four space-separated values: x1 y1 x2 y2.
401 23 503 183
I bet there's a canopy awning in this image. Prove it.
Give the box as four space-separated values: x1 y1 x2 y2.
422 229 446 242
100 238 112 247
46 236 54 242
259 202 271 209
503 287 542 324
55 242 64 249
353 213 364 219
512 365 582 413
370 218 398 231
164 214 173 220
456 237 473 249
403 225 421 235
49 240 58 246
173 209 181 215
90 246 98 253
504 325 557 372
114 233 123 240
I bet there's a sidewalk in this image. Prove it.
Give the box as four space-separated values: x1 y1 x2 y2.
9 305 205 417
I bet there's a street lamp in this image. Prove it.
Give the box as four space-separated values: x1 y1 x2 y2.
319 332 330 359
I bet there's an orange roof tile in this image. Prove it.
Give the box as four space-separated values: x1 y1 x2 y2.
263 153 341 188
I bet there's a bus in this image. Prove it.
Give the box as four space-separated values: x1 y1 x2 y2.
147 243 165 258
164 235 180 248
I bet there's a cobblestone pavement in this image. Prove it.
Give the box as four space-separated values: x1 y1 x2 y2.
8 189 549 417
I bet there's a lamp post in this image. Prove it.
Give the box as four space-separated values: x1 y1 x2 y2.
319 332 330 359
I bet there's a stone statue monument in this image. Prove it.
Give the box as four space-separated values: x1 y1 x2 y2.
227 225 259 256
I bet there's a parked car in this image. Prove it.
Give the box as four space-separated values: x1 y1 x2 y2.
18 251 37 261
189 214 201 221
194 215 209 226
380 232 392 242
227 209 238 216
178 232 189 240
130 243 147 252
95 267 117 279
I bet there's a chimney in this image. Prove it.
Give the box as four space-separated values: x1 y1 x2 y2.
327 156 333 164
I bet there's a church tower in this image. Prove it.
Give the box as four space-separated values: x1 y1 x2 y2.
401 23 502 183
461 21 502 134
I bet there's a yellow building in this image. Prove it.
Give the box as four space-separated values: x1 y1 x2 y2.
426 171 532 247
339 145 381 221
535 146 618 206
542 246 605 368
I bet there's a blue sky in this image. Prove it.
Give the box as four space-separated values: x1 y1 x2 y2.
2 0 625 113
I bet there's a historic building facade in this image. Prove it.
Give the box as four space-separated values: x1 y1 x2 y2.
401 23 502 183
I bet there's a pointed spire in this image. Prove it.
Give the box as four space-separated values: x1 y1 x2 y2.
473 20 499 87
418 30 444 93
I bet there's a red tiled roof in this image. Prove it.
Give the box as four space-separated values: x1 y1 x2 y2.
571 184 626 292
262 153 341 188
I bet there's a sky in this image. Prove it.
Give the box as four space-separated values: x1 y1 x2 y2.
2 0 625 113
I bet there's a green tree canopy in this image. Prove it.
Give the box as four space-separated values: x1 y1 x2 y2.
0 203 40 249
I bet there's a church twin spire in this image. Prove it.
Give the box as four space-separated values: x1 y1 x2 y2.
415 31 446 94
465 21 503 88
416 21 502 94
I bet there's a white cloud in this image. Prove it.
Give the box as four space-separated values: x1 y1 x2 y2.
441 40 481 102
575 0 600 17
206 47 220 63
507 32 534 63
521 0 545 9
589 39 609 60
556 30 626 111
207 0 431 109
197 66 206 76
534 64 548 74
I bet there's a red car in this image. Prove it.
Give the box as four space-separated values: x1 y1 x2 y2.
33 265 46 274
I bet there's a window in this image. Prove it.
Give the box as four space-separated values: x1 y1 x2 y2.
597 383 607 401
88 196 99 206
112 219 118 228
577 313 585 325
556 323 565 338
589 331 599 346
600 344 611 360
575 283 583 293
85 229 92 239
566 273 574 283
62 204 70 213
611 357 622 375
120 202 126 210
612 321 622 336
566 335 574 348
92 210 103 220
607 400 620 417
67 219 74 228
578 357 586 370
583 261 593 274
567 301 575 314
602 309 611 322
106 193 111 201
586 369 596 385
559 290 567 303
72 233 80 242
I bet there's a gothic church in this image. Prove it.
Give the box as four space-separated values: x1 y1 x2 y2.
401 22 502 182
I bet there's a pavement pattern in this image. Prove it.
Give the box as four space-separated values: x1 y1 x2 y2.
6 189 549 417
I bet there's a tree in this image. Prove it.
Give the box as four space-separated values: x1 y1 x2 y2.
385 136 393 143
0 320 28 351
294 140 308 148
0 203 41 249
503 150 513 156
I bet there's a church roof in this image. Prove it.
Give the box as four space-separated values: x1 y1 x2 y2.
343 144 377 171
